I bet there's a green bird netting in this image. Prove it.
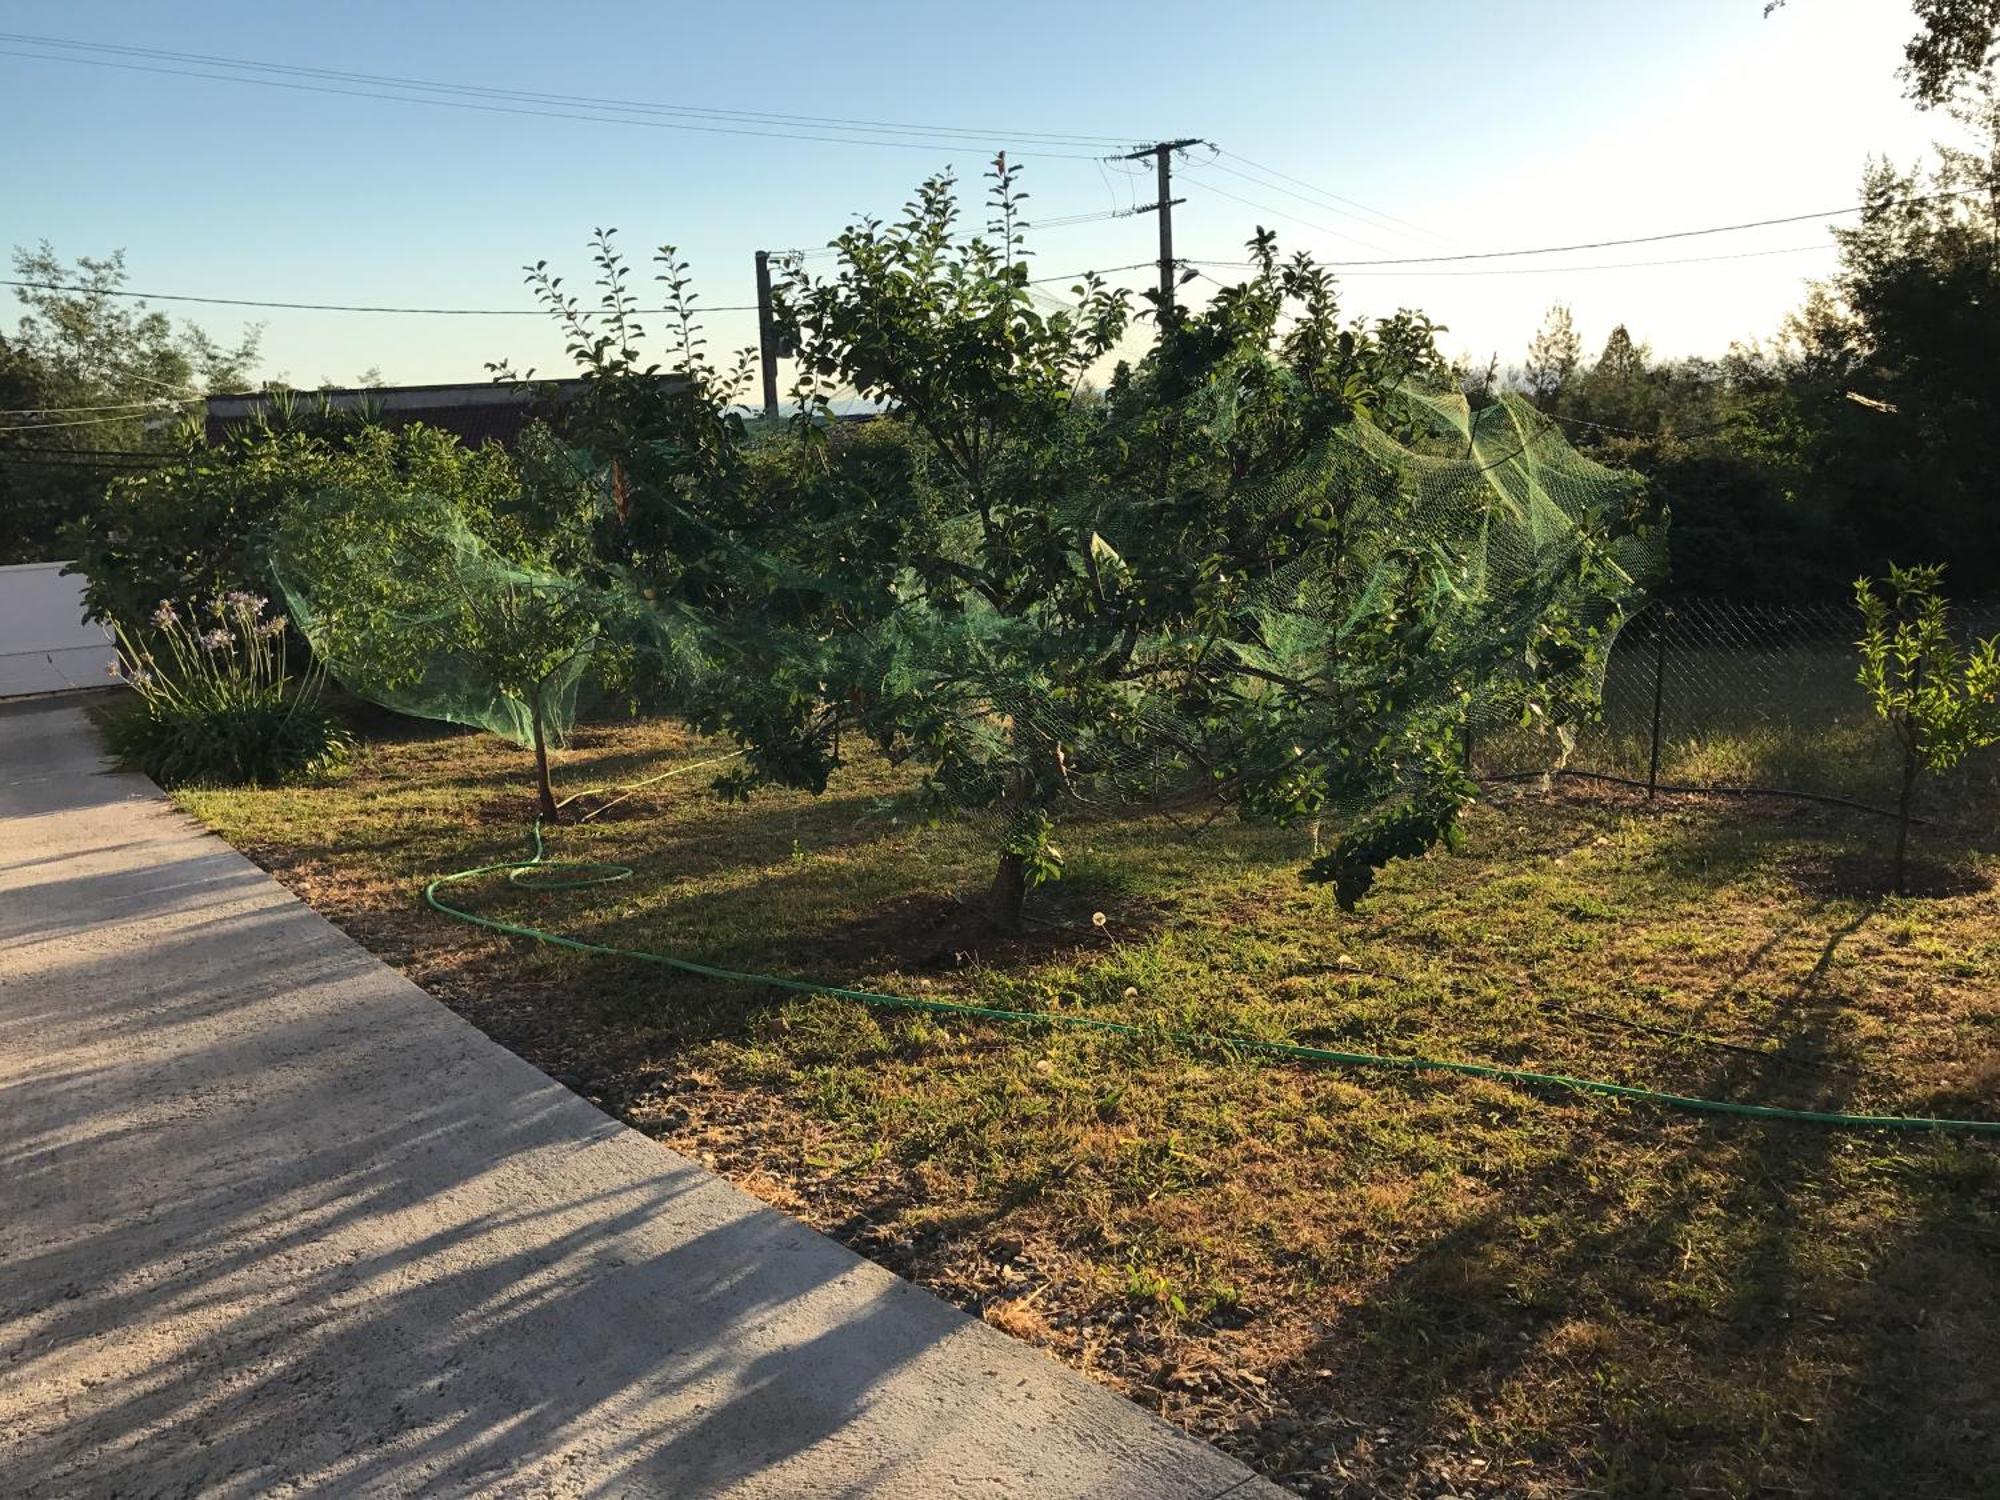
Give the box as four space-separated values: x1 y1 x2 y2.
270 388 1661 865
272 494 604 751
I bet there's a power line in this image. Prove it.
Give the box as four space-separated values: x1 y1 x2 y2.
0 278 758 316
1341 242 1838 276
1192 155 1428 251
0 400 188 416
1 236 1845 332
0 37 1144 160
0 411 187 433
779 206 1138 264
1031 207 1142 230
0 39 1121 159
1178 170 1396 254
5 262 1162 316
1185 241 1837 276
1193 195 1972 268
1025 261 1158 285
0 31 1138 147
1209 148 1459 247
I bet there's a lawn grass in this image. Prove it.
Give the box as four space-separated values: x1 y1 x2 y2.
178 711 2000 1499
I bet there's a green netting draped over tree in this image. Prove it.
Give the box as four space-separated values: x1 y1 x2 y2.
787 385 1657 909
271 485 611 819
270 387 1655 905
271 160 1663 923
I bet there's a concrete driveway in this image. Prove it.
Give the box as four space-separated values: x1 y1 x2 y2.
0 698 1279 1499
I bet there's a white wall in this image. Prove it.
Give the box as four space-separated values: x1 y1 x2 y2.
0 562 116 698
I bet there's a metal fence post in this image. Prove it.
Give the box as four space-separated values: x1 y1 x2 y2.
1647 606 1670 797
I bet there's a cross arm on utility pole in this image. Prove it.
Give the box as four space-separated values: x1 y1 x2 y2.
1117 137 1205 162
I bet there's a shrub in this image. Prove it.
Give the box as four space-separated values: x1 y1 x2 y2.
105 592 350 788
72 419 533 630
1855 562 2000 892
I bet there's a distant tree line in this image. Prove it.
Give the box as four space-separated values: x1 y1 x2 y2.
1466 79 2000 601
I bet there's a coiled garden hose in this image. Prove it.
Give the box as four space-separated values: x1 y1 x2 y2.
423 759 2000 1138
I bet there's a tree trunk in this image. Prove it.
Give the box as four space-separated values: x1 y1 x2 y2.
990 850 1026 933
531 693 559 825
1894 741 1917 896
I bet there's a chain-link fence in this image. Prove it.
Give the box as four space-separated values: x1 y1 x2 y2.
1475 598 2000 831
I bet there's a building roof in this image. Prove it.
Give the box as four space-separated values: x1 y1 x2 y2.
203 380 591 449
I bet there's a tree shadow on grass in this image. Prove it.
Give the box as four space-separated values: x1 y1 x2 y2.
1251 870 2000 1496
447 844 1162 1071
1806 848 1994 899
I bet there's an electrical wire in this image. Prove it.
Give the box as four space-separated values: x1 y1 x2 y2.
1208 147 1459 247
0 411 188 433
0 31 1138 148
1026 261 1158 285
0 238 1836 327
1030 207 1141 230
1202 194 1974 268
1179 170 1398 254
0 278 757 316
1188 242 1838 277
0 42 1117 159
0 401 184 416
4 236 1838 318
1195 153 1444 250
3 265 1151 319
1340 242 1837 276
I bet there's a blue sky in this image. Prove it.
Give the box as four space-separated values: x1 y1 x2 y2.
1 1 1956 390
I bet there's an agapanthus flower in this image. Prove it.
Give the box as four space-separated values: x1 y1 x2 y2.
151 601 178 629
199 627 232 650
256 616 287 639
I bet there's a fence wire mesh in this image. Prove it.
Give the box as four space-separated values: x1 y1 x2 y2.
1474 598 2000 830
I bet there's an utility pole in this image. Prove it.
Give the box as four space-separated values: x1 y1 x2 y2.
1121 139 1201 320
753 249 779 421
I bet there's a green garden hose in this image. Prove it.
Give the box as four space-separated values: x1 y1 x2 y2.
424 762 2000 1139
